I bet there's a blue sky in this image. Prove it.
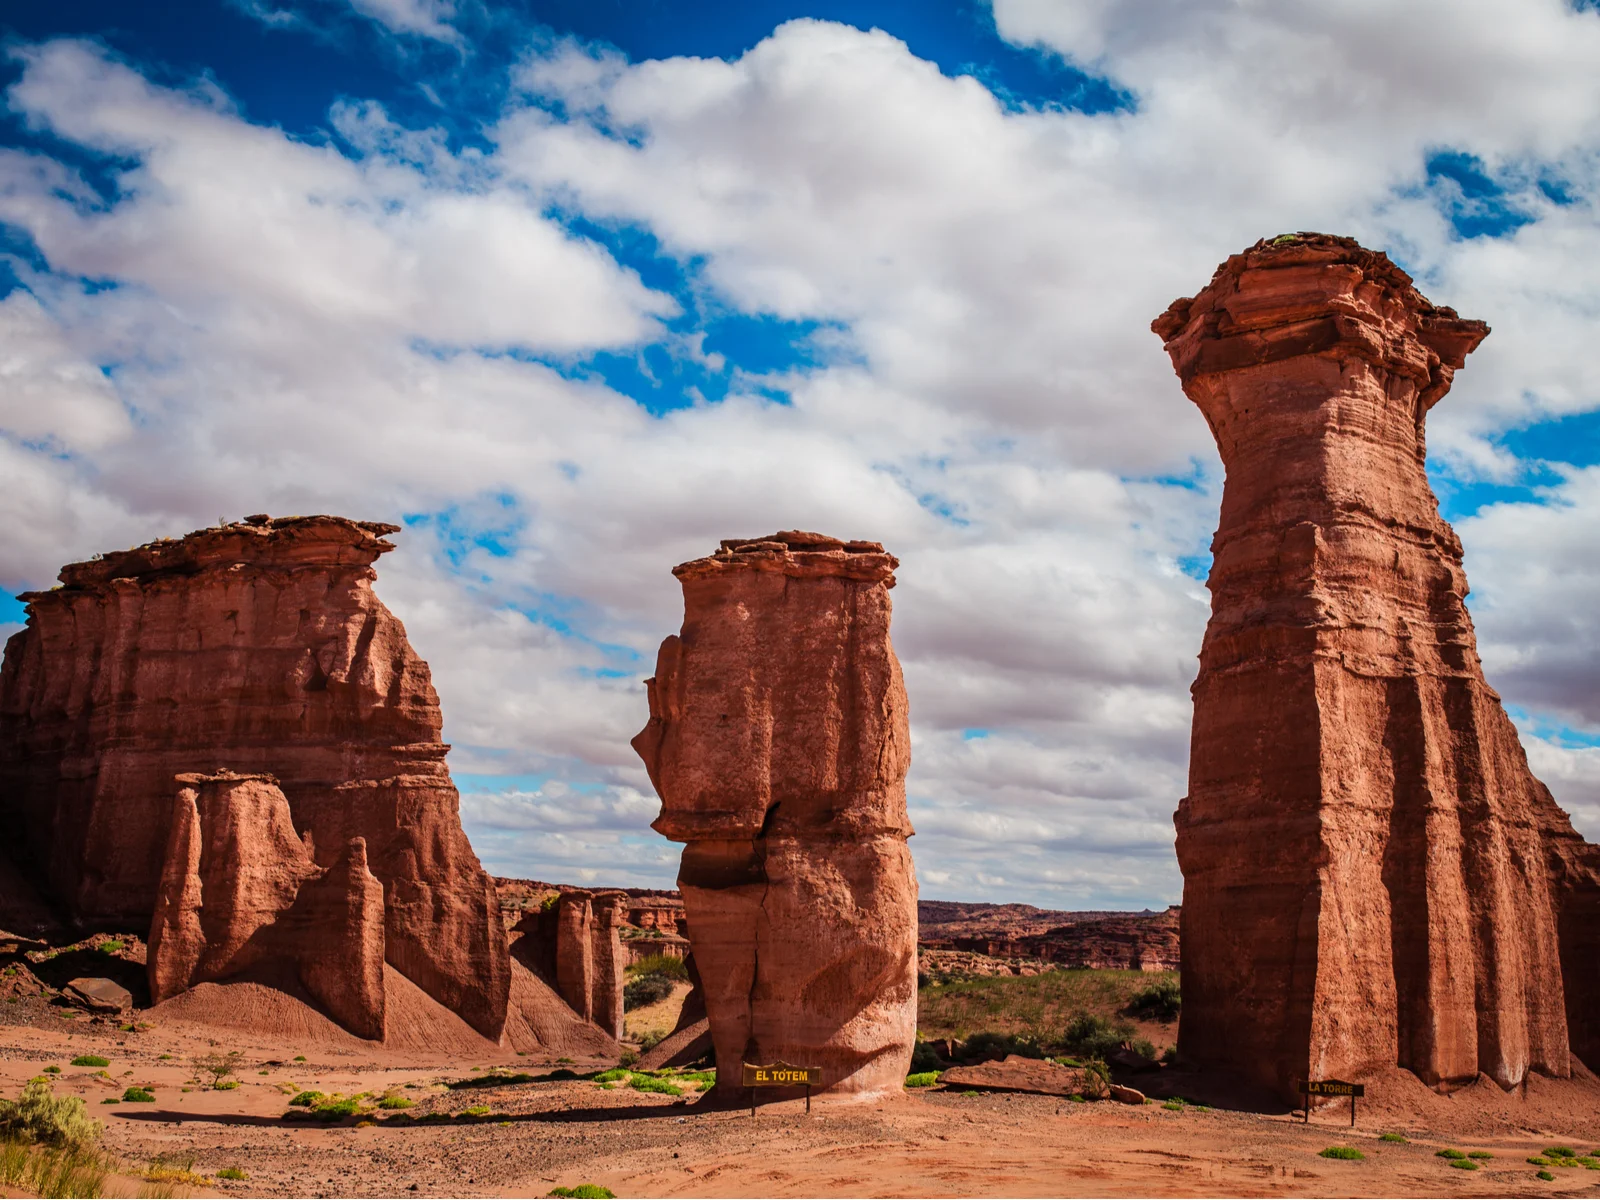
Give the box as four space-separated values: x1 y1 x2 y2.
2 0 1598 906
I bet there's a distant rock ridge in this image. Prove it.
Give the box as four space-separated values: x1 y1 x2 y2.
0 515 510 1040
1154 233 1600 1099
634 531 918 1100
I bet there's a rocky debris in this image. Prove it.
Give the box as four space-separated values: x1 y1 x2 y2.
1108 1084 1146 1105
63 977 132 1013
147 772 387 1039
0 930 48 955
939 1055 1107 1098
1153 233 1595 1099
633 532 918 1100
0 515 510 1038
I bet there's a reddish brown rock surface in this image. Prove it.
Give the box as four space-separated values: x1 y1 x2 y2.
633 532 918 1100
0 516 509 1038
919 902 1180 971
1153 233 1599 1099
148 771 386 1038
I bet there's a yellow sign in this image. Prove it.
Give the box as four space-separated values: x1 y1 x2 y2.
742 1062 821 1088
1299 1079 1364 1097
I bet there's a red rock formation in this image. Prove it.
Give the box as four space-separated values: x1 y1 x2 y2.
1152 233 1596 1098
632 532 918 1100
919 903 1181 972
0 516 508 1037
591 893 626 1042
146 772 387 1038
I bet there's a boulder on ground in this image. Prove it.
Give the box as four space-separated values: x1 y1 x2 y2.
940 1055 1107 1098
1108 1083 1145 1105
64 977 132 1013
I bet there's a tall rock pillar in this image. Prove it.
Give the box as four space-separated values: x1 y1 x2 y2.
632 532 918 1100
1153 233 1583 1098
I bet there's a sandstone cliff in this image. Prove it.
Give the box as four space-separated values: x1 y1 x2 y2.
0 516 509 1038
1153 233 1600 1097
633 532 918 1100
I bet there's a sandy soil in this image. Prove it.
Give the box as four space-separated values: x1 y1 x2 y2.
625 983 691 1044
4 996 1600 1199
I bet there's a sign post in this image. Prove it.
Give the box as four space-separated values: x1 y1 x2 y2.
1298 1079 1365 1127
742 1062 822 1116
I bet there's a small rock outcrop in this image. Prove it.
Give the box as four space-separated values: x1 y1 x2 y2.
1153 233 1599 1098
632 532 918 1100
0 516 509 1038
510 889 627 1041
148 772 386 1038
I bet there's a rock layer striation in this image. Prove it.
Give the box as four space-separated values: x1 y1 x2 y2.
0 516 509 1038
633 532 918 1100
1153 233 1600 1097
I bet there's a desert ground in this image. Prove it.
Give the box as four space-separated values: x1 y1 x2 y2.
5 982 1600 1200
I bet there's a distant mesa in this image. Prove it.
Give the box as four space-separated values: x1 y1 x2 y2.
1154 233 1600 1099
633 531 919 1100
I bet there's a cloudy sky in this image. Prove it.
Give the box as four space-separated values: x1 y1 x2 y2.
3 0 1598 908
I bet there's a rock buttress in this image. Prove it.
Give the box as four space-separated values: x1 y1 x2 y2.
632 532 918 1100
0 516 509 1038
1152 234 1593 1097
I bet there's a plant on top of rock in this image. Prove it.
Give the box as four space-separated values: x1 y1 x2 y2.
0 1077 103 1148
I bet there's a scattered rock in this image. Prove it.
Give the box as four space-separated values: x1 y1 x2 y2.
1153 233 1597 1099
941 1055 1106 1098
64 977 132 1013
633 532 917 1099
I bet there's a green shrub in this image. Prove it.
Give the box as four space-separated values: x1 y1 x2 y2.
623 974 675 1011
70 1056 109 1069
909 1041 943 1073
461 1105 492 1117
98 940 124 954
378 1096 414 1110
1546 1147 1577 1159
293 1055 306 1062
1528 1157 1551 1166
42 1067 61 1075
905 1072 941 1088
1061 1012 1135 1060
961 1031 1045 1061
288 1091 324 1107
0 1078 103 1148
1468 1150 1492 1159
313 1098 360 1122
1319 1147 1364 1161
0 1137 109 1198
629 1075 682 1096
217 1166 248 1180
1124 978 1181 1021
1450 1160 1479 1171
548 1186 614 1199
1437 1149 1467 1160
122 1088 155 1103
1380 1133 1408 1143
1538 1169 1556 1180
1162 1098 1187 1112
627 954 688 980
591 1069 630 1084
215 1080 240 1091
1130 1037 1157 1060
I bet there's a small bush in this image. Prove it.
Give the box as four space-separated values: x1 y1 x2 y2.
461 1105 492 1117
591 1069 630 1084
193 1050 242 1087
98 940 124 954
42 1066 61 1075
378 1096 414 1110
1061 1012 1135 1060
1528 1157 1551 1166
215 1080 240 1091
1468 1150 1492 1160
910 1041 943 1073
623 974 675 1011
100 1099 118 1105
962 1031 1045 1061
0 1137 109 1197
905 1072 941 1088
293 1055 307 1062
636 1030 664 1052
1380 1133 1409 1143
1546 1147 1577 1159
1125 978 1181 1021
288 1091 324 1107
313 1098 361 1123
1538 1170 1556 1180
1130 1037 1157 1060
122 1088 155 1103
1437 1149 1467 1160
217 1166 248 1180
0 1078 104 1148
629 1075 682 1096
1450 1160 1479 1171
627 953 688 980
1319 1147 1364 1161
548 1187 615 1199
70 1056 109 1069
